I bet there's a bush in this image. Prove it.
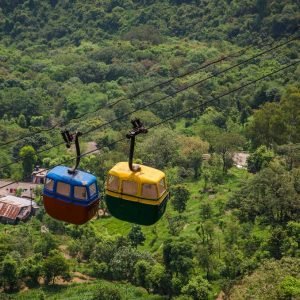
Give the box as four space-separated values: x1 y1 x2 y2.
92 283 122 300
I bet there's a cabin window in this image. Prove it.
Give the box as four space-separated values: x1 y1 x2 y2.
122 181 138 196
158 178 166 196
107 175 119 192
142 184 158 199
56 182 71 197
74 186 87 200
45 178 54 191
89 183 97 196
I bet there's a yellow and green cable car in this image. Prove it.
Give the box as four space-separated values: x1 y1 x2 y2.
105 119 169 225
106 162 169 225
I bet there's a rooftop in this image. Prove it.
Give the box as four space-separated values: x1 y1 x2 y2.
46 166 97 186
0 195 39 222
0 195 38 208
0 180 40 198
109 162 166 184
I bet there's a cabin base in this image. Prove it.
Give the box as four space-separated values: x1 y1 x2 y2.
105 194 169 226
43 195 99 225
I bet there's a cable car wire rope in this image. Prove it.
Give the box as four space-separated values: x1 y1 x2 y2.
0 59 298 190
0 35 297 171
0 32 298 149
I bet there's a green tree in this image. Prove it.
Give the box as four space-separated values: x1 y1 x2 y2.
280 88 300 144
199 201 213 220
0 254 18 291
212 132 245 173
42 250 70 284
110 246 143 281
128 225 146 248
146 264 171 295
256 0 268 19
19 254 43 286
134 260 152 289
266 227 286 259
182 275 211 300
222 245 244 279
163 239 193 278
30 116 44 127
276 143 300 170
33 233 57 257
247 145 274 173
202 156 224 191
247 88 300 147
228 164 300 225
166 215 186 236
138 127 179 169
277 276 300 300
92 283 121 300
282 221 300 257
179 136 209 178
90 261 109 279
171 185 190 214
19 145 37 179
17 113 27 128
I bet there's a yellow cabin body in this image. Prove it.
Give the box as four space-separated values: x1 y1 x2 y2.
105 162 169 225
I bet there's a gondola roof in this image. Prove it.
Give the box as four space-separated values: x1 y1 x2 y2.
108 162 165 184
46 166 96 186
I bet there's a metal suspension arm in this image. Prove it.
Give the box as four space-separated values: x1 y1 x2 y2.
126 119 147 172
69 132 82 174
61 130 82 174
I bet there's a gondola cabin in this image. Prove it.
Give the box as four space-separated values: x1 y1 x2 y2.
105 162 169 225
43 166 100 225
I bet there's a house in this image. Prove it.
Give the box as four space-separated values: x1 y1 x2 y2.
232 152 250 169
0 195 39 224
32 166 47 184
0 180 40 198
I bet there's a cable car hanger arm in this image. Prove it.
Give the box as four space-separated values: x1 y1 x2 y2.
61 130 82 174
126 119 148 172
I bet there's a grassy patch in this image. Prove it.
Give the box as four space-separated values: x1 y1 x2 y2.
9 280 163 300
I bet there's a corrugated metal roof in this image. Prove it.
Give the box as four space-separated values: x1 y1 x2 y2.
0 202 22 220
0 196 38 221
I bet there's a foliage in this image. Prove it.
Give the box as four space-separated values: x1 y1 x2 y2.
171 185 190 214
228 258 300 300
179 136 209 178
110 246 144 281
163 239 193 278
42 250 70 285
128 225 146 248
181 275 211 300
247 88 300 147
19 145 37 178
228 164 300 225
0 1 299 299
92 283 122 300
212 132 246 173
277 276 300 300
0 254 19 291
19 254 43 286
247 145 275 173
33 233 57 257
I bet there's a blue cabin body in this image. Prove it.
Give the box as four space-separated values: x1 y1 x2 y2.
43 166 100 225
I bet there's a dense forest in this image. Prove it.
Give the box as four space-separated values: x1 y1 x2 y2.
0 0 299 299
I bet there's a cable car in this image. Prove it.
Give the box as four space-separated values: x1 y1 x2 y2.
43 131 100 225
105 119 169 225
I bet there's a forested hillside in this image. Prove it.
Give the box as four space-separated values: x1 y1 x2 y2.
0 0 299 299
